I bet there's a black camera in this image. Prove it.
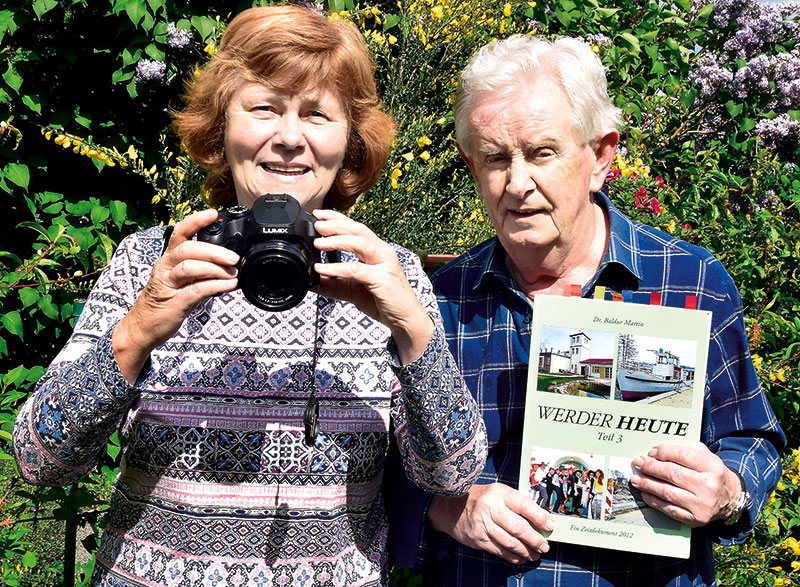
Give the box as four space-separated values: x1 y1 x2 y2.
197 193 336 312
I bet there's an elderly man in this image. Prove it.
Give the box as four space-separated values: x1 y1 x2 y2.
387 35 785 586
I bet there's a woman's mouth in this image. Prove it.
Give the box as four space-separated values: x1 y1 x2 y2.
261 163 308 176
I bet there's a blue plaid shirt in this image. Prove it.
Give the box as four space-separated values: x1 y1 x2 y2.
387 192 785 587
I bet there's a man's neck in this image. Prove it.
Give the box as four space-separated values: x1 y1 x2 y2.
505 201 609 303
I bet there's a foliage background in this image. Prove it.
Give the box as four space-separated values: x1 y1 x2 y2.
1 0 799 585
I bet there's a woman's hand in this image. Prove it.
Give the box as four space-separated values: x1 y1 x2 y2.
112 209 240 383
311 209 434 364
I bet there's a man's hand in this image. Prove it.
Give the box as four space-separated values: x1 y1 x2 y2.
630 442 743 527
428 482 555 564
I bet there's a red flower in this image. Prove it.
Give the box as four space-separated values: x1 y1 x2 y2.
651 197 662 214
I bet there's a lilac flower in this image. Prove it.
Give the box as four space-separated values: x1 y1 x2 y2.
135 59 166 83
167 23 192 50
296 0 324 14
755 113 800 149
585 33 612 47
689 55 733 97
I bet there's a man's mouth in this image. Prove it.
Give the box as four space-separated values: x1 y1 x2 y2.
261 163 308 176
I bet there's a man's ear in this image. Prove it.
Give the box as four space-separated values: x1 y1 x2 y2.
589 129 619 193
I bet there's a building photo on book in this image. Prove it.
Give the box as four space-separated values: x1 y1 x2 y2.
519 294 712 559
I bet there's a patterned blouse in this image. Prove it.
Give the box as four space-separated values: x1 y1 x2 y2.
13 226 487 587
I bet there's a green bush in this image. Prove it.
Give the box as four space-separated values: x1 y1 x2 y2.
1 0 798 585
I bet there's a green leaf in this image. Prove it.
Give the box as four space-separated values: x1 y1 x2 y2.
0 10 19 45
32 0 58 19
122 0 148 27
739 117 756 132
3 163 30 188
327 0 346 12
383 13 400 30
21 93 42 114
673 0 691 12
618 32 640 54
190 15 217 41
20 551 37 568
596 7 620 18
2 63 23 94
695 3 714 21
91 204 110 225
97 233 116 262
19 288 39 308
110 200 127 228
725 100 743 117
1 311 24 339
144 44 165 61
38 294 59 320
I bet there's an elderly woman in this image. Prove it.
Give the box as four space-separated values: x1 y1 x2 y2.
12 5 486 587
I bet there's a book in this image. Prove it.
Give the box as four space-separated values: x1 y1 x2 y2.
518 294 711 559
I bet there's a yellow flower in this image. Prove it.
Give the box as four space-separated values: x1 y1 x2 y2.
503 3 512 16
204 42 217 56
417 136 432 148
419 150 430 161
592 45 600 53
666 219 677 233
792 561 800 571
402 152 414 161
432 5 443 19
752 354 763 370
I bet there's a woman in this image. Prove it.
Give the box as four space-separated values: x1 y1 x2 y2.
590 469 605 520
12 6 486 587
581 469 594 518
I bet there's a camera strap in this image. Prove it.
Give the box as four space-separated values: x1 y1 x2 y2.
303 295 322 446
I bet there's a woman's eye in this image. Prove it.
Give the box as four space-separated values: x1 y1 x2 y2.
307 110 328 119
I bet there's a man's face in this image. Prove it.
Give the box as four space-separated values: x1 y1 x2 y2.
460 75 608 255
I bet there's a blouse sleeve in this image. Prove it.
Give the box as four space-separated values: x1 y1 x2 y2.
13 228 163 486
387 246 487 496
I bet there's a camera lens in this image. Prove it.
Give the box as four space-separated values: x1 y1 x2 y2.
239 242 312 311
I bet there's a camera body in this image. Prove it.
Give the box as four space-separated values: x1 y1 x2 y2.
197 193 334 312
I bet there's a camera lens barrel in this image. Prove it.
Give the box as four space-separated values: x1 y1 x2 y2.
239 241 315 312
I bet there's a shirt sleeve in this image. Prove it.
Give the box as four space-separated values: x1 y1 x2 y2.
13 231 154 486
387 247 487 497
698 259 786 544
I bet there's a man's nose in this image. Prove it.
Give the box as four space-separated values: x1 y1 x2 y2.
506 158 535 197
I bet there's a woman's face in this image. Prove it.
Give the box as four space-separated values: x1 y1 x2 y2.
224 81 350 210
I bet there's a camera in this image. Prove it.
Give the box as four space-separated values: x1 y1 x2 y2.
197 193 337 312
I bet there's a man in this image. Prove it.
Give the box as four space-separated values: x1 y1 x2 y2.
388 35 785 586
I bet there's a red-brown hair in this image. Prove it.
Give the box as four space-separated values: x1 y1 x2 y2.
172 4 395 209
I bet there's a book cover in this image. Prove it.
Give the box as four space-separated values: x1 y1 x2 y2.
518 294 711 558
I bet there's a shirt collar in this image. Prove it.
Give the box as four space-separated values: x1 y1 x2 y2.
475 190 643 293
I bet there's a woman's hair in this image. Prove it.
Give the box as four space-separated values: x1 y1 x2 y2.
173 4 395 209
454 35 622 152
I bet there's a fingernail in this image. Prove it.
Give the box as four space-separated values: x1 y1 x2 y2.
544 517 555 531
540 541 550 554
648 447 658 457
630 474 640 486
633 456 643 468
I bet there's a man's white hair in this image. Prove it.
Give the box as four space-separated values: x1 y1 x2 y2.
454 35 622 150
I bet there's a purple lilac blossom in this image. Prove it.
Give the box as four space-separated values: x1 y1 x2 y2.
755 113 800 148
135 59 166 83
689 54 734 96
166 23 192 50
297 0 324 14
585 33 612 46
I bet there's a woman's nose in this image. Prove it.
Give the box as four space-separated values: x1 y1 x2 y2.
274 113 305 150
